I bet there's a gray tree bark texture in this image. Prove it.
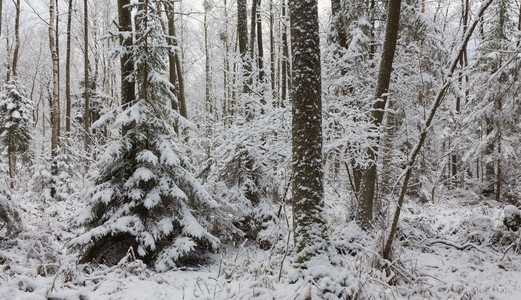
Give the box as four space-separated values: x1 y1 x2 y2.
330 0 347 49
49 0 60 197
12 0 20 78
357 0 402 230
237 0 250 94
165 3 187 120
281 0 289 104
255 0 264 81
0 0 3 37
118 0 135 135
65 0 73 134
289 0 329 266
84 0 90 150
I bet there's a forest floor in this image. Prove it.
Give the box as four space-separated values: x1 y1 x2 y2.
1 188 521 299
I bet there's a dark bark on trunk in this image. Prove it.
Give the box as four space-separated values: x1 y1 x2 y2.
118 0 135 135
168 7 188 119
250 0 257 63
204 1 212 134
281 0 288 106
55 0 60 108
84 0 90 151
175 51 186 119
65 0 73 134
330 0 347 48
237 0 249 59
452 0 469 188
12 0 20 78
8 144 13 188
165 3 179 113
358 0 403 230
383 0 493 260
289 0 329 266
0 0 3 37
269 0 275 98
256 0 264 81
237 0 250 94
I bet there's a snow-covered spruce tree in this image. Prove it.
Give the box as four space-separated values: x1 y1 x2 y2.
0 82 33 186
70 0 219 271
0 183 23 236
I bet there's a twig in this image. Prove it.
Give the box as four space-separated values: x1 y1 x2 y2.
278 231 291 282
427 239 485 253
500 242 516 261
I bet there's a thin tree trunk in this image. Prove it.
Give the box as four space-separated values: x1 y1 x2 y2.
518 1 521 50
11 0 20 78
49 0 61 197
358 0 403 230
204 0 212 135
0 0 3 37
65 0 73 134
269 0 275 98
383 0 494 260
237 0 250 95
8 139 13 188
175 50 186 119
83 0 90 151
250 0 257 64
165 3 178 114
281 0 288 106
165 3 187 120
224 0 230 124
256 0 264 81
118 0 135 135
55 0 60 109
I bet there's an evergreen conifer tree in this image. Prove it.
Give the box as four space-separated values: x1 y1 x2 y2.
0 82 33 185
0 183 23 236
71 0 219 271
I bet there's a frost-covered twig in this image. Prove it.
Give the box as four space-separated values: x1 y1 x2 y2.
427 239 484 253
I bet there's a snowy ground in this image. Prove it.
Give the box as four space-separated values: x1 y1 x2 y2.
1 190 521 299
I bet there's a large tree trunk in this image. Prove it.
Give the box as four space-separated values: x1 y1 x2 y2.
289 0 329 266
65 0 73 134
357 0 402 230
237 0 249 66
11 0 20 78
49 0 61 197
118 0 135 135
